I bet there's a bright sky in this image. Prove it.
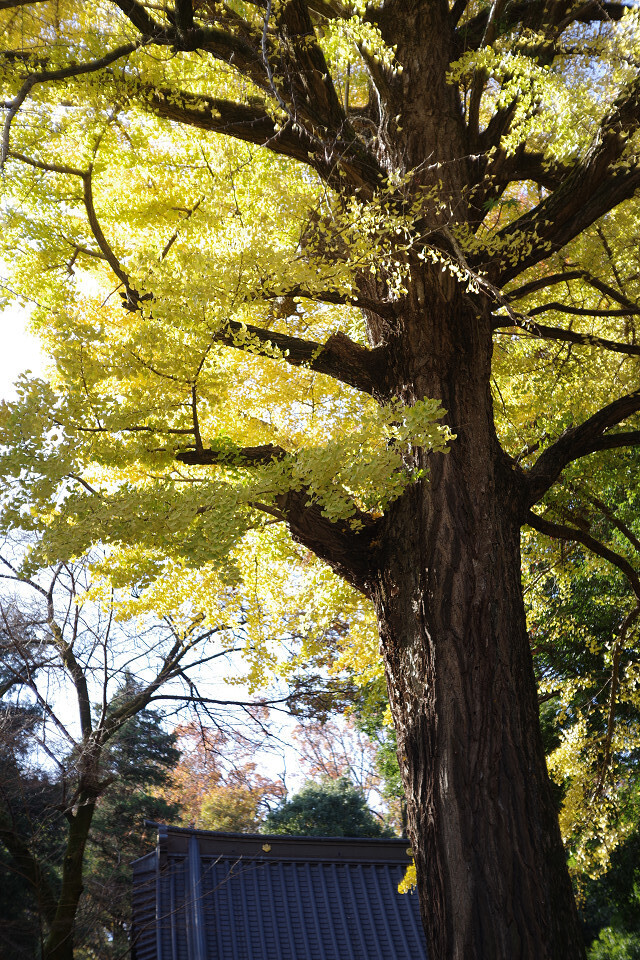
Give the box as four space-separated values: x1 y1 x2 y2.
0 301 302 787
0 299 319 794
0 303 46 401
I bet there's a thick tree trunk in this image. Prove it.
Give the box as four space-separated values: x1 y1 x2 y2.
369 284 585 959
352 6 587 954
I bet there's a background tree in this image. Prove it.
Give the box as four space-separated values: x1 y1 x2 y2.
523 447 640 856
2 2 640 957
516 455 640 957
292 717 381 794
289 712 405 831
77 684 180 959
263 776 390 838
581 804 640 959
0 554 242 960
163 721 285 831
0 701 65 960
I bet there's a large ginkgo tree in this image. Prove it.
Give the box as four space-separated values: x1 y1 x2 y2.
2 1 640 957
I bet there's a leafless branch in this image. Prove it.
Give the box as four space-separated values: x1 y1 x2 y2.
494 320 640 358
507 269 640 315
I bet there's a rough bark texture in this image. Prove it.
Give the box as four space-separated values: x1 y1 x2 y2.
169 2 589 954
359 8 587 953
362 253 585 957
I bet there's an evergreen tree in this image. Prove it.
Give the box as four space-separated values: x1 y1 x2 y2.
0 706 65 960
264 778 389 839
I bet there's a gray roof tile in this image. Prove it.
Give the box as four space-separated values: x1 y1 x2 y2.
131 825 428 960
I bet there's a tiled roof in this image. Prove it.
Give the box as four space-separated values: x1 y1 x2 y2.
131 824 429 960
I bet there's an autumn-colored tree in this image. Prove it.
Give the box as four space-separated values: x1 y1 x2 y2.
2 2 640 956
290 713 407 831
292 717 381 795
165 722 285 831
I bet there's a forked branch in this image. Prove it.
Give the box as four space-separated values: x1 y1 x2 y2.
145 84 381 193
8 151 143 307
457 0 631 54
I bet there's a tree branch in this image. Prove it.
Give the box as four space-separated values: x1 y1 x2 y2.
176 443 288 467
494 319 640 357
112 0 382 192
525 390 640 505
451 0 471 25
146 84 322 164
272 0 346 133
7 150 143 307
145 85 381 192
175 444 377 592
457 0 631 52
7 147 385 393
1 75 36 167
504 150 568 191
585 493 640 554
110 0 163 35
1 41 140 164
7 150 84 177
466 0 509 145
507 269 640 315
585 431 640 452
494 72 640 282
174 0 194 33
211 321 386 395
275 488 377 595
528 302 640 319
525 510 640 598
82 168 134 296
